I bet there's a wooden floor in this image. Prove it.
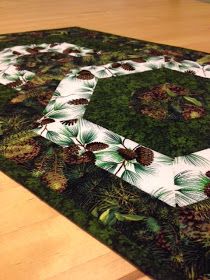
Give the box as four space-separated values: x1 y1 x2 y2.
0 1 210 279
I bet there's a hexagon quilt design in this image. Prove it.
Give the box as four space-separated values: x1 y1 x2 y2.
0 42 210 207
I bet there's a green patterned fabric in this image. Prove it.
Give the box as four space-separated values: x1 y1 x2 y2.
0 27 209 280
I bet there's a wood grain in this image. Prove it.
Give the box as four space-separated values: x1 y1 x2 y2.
0 172 145 280
0 0 210 52
0 1 210 279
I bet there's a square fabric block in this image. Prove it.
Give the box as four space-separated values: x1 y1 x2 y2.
0 27 209 280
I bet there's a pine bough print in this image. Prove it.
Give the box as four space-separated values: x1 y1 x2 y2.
0 27 209 280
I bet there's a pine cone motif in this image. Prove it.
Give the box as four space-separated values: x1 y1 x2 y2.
150 49 183 62
39 118 55 126
12 50 21 55
5 140 40 163
77 70 94 80
8 79 22 88
186 223 210 241
164 55 172 62
42 172 68 192
86 142 109 151
141 108 167 120
64 149 95 165
63 48 81 54
179 208 195 224
162 84 189 96
50 43 58 48
63 145 81 164
64 144 80 155
204 183 210 197
179 208 209 241
205 171 210 178
182 105 205 120
135 146 154 166
37 91 53 106
180 219 210 242
26 47 42 54
21 82 35 90
163 49 183 58
118 148 136 161
63 154 79 165
61 119 78 126
121 63 135 71
68 98 89 105
147 87 169 100
10 94 27 104
80 151 96 164
185 70 196 75
149 49 163 56
131 83 205 121
111 62 121 68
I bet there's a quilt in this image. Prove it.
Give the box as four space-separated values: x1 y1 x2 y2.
0 27 209 280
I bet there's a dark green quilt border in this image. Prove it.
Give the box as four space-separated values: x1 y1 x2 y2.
0 26 209 57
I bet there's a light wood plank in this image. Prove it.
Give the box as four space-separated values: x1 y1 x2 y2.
0 0 210 52
0 172 142 280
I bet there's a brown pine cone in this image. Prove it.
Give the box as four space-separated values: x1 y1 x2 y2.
21 82 36 90
152 88 168 100
63 154 80 165
50 43 58 47
12 50 21 55
182 105 205 120
135 146 154 166
37 91 53 106
61 119 78 126
68 98 89 105
64 150 95 165
118 148 136 161
63 48 81 54
5 139 40 164
140 107 167 120
121 63 135 71
42 171 68 192
64 144 80 155
39 118 55 126
205 171 210 178
77 70 94 80
164 56 172 62
204 183 210 197
111 62 121 68
26 47 42 54
15 64 25 71
161 83 189 95
183 223 210 241
86 142 109 152
80 151 96 164
149 49 162 56
162 50 183 61
8 79 22 88
63 145 81 164
185 70 196 75
179 208 195 223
